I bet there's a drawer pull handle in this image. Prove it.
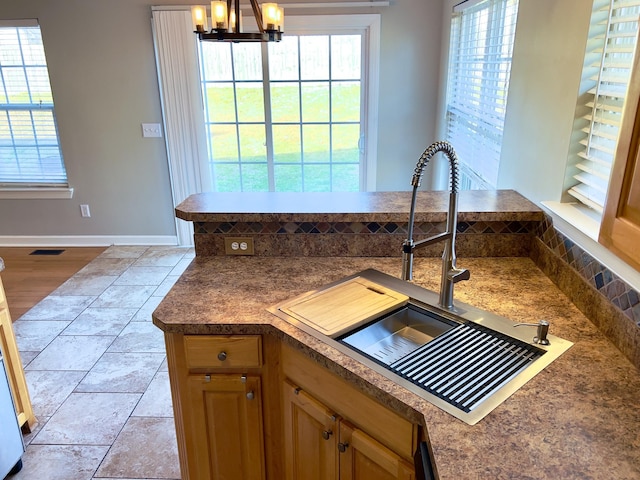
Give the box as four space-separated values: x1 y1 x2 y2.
294 387 301 395
338 442 349 453
246 390 255 400
217 351 227 361
322 430 333 440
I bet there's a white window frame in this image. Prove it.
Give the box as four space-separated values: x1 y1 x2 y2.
444 0 519 190
0 19 72 199
199 14 380 192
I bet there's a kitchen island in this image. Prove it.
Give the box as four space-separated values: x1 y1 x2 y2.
153 254 640 479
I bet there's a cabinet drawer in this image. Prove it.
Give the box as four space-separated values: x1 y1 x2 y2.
184 335 262 369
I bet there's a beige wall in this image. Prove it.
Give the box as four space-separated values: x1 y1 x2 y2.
0 0 444 240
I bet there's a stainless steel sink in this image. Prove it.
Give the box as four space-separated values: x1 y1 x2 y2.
269 268 573 425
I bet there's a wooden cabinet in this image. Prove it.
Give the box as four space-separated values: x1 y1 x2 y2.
0 275 34 431
600 35 640 270
165 334 266 480
281 344 418 480
186 373 265 479
165 333 422 480
282 379 415 480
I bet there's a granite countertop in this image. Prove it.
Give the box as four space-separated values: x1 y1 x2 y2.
175 189 544 223
153 255 640 480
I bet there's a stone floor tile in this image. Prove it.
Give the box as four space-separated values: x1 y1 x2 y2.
13 320 71 351
113 266 173 286
75 352 165 393
19 295 95 321
32 392 140 445
158 357 168 372
91 284 157 309
98 246 149 259
77 257 136 276
62 307 137 336
131 295 164 322
170 258 193 276
153 275 180 297
133 247 190 267
26 335 115 371
25 370 86 417
19 351 39 368
11 445 109 480
22 416 48 446
132 371 174 418
94 417 180 479
53 274 118 296
106 321 165 353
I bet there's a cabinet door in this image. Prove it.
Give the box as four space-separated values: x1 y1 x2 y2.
339 421 415 480
186 374 265 480
283 381 338 480
600 34 640 270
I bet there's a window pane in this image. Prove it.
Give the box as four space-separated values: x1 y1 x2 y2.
241 163 269 191
210 124 238 163
332 164 359 191
270 82 300 122
301 82 329 122
304 164 331 192
205 83 235 123
332 124 360 163
274 164 302 191
233 43 263 81
0 49 61 195
269 36 299 81
331 35 361 79
300 36 329 80
202 43 233 81
273 124 301 163
238 124 266 162
236 82 265 122
332 81 360 122
213 163 241 191
303 124 330 163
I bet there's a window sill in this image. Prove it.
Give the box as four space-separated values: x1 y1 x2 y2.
540 201 600 241
0 187 74 200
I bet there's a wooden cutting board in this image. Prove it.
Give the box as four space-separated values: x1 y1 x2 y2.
279 277 409 337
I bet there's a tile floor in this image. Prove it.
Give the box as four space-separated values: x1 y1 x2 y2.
9 245 195 480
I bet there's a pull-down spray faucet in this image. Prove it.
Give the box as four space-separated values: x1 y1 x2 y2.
401 141 470 310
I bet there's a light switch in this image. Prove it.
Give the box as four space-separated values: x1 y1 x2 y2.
141 123 162 138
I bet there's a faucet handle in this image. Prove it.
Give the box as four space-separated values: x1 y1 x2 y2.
448 267 470 284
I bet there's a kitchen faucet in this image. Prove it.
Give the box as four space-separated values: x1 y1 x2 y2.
401 141 470 310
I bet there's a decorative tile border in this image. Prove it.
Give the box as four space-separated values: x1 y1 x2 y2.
194 220 537 236
535 216 640 326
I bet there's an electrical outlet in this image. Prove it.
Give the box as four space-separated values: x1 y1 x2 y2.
224 237 255 255
80 204 91 217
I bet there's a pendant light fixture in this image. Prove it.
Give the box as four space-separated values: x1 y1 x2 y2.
191 1 283 43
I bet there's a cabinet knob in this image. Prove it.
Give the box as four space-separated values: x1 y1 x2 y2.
246 390 255 400
217 351 227 361
338 442 349 453
322 430 333 440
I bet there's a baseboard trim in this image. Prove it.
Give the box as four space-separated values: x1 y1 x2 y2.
0 235 179 247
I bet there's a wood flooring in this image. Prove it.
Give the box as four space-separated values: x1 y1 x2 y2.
0 247 106 320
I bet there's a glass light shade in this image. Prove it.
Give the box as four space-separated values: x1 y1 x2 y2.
211 1 228 30
262 3 279 31
229 10 243 33
277 6 284 32
191 6 209 33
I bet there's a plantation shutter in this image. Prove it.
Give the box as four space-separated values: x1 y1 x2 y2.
0 20 67 186
568 0 640 212
445 0 519 189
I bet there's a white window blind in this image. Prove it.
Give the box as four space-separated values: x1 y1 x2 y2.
445 0 519 189
0 23 67 186
567 0 640 212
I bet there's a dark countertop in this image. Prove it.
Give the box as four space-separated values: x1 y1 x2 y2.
175 189 544 223
153 255 640 480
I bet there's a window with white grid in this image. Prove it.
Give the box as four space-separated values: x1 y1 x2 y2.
0 21 67 187
445 0 519 190
566 0 640 213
